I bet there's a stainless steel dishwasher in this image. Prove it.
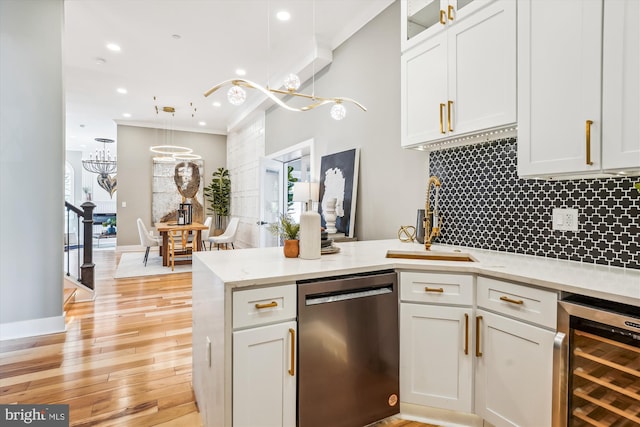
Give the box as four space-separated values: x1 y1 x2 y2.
297 270 399 427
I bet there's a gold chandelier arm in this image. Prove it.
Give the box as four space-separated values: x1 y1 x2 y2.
269 88 367 112
335 97 367 112
204 78 302 112
204 78 367 112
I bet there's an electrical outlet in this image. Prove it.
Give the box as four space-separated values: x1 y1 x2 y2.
552 208 578 231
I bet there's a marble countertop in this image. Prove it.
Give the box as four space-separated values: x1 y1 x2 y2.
193 239 640 306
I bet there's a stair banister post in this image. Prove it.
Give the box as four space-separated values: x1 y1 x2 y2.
80 201 96 290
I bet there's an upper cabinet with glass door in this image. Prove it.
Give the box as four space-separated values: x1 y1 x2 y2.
401 0 486 52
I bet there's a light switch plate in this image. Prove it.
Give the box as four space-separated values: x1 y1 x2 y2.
552 208 578 231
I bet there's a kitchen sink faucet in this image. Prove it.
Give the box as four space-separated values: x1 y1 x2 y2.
424 175 442 250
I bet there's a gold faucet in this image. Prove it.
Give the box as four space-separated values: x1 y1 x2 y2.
424 175 442 250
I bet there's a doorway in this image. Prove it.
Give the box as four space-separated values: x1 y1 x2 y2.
258 139 314 247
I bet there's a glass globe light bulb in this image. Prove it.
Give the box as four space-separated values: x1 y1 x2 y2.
227 86 246 106
330 103 346 121
283 73 301 91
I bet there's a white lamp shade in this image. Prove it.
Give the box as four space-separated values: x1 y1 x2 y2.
293 182 319 202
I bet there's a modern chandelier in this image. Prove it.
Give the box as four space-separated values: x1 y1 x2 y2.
150 101 201 160
82 138 117 198
203 1 365 120
203 74 367 121
82 138 117 175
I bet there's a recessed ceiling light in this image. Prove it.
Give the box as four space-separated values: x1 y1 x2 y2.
235 69 246 76
106 43 121 52
276 10 291 21
198 121 206 126
171 34 181 40
122 113 131 118
117 88 127 94
212 101 221 107
95 57 106 65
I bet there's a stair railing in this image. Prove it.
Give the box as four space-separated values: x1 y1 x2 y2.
64 201 95 290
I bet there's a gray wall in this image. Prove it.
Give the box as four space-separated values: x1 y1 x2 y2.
0 0 65 337
116 125 227 246
265 1 427 240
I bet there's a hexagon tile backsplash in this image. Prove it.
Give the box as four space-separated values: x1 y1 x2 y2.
429 137 639 270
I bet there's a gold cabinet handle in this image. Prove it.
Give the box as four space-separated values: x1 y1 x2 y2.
464 313 469 355
586 120 594 165
439 103 446 134
475 315 483 357
288 328 295 376
440 10 447 24
424 287 444 293
499 296 524 305
255 301 278 309
448 5 454 21
447 100 454 132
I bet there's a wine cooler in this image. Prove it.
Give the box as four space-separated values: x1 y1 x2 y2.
556 295 640 427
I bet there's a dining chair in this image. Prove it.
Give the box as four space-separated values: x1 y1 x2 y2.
137 218 161 266
200 216 213 251
209 217 239 250
167 229 194 271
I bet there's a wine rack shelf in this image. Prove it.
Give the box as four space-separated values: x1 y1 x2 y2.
571 329 640 426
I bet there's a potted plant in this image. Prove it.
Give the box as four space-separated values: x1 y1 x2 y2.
268 213 300 258
204 167 231 235
103 217 117 235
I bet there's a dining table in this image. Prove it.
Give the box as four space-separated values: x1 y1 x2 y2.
155 221 209 267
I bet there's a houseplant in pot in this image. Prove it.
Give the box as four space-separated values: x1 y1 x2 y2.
204 167 231 235
268 213 300 258
103 217 117 235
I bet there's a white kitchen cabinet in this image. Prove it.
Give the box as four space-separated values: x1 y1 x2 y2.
518 0 640 178
602 0 640 172
232 284 297 427
233 321 297 427
401 303 474 412
399 272 474 412
400 273 558 427
474 276 557 427
401 0 516 148
474 310 555 427
401 0 492 52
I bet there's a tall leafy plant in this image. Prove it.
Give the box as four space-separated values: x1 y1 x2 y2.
287 165 298 213
204 167 231 230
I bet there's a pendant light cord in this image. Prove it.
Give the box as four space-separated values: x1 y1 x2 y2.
311 0 316 99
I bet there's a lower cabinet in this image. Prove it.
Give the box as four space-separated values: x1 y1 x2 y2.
400 272 558 427
233 321 297 427
400 303 473 412
474 309 555 427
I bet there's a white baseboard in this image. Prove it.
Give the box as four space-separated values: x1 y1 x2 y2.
0 315 66 341
117 244 145 253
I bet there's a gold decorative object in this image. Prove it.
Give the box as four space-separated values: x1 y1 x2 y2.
397 225 416 242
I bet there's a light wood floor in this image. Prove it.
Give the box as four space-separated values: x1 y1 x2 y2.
0 250 437 427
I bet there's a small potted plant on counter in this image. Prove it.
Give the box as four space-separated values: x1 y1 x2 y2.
268 213 300 258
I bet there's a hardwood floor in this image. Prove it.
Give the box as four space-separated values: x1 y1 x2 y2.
0 250 199 426
0 249 437 427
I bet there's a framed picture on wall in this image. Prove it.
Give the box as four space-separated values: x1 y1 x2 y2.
152 159 205 224
318 148 360 238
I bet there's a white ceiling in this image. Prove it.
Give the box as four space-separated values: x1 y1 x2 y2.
64 0 394 153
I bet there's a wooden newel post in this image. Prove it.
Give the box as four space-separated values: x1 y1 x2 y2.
80 201 96 290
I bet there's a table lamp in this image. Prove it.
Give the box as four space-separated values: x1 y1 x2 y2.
293 182 321 259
